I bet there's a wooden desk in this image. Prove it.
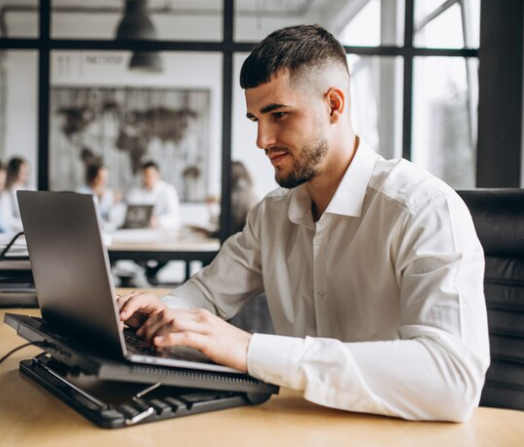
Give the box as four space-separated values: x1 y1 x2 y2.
1 305 524 447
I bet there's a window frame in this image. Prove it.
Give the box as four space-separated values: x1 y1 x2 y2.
0 0 521 239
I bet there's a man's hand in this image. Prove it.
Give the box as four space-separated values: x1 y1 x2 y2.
136 308 252 372
117 291 168 329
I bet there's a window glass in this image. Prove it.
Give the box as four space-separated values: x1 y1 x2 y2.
0 50 38 187
235 0 404 46
412 56 478 188
51 0 222 41
235 0 320 42
50 50 222 228
414 0 480 49
348 55 403 159
339 0 404 47
0 0 39 38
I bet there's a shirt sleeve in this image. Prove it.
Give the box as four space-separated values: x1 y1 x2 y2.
162 205 265 319
247 192 490 422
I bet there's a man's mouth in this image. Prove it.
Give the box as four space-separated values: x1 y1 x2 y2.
267 151 289 166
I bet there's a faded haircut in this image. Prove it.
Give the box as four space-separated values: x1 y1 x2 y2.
240 24 349 89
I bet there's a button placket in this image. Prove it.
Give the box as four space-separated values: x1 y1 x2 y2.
312 220 329 336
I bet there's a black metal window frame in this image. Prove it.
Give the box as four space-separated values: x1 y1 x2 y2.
0 0 521 239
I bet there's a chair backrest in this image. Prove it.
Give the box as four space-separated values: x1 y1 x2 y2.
457 189 524 411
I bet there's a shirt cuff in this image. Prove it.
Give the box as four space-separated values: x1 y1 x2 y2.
160 280 218 313
247 333 305 389
160 295 194 310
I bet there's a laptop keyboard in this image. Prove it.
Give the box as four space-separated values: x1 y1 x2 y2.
123 328 158 355
123 328 214 363
29 316 210 363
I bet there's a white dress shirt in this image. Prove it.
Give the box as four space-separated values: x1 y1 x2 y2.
126 179 180 229
0 187 24 232
0 194 10 234
162 141 490 422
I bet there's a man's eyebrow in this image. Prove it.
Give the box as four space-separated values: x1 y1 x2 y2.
246 103 290 120
260 103 289 114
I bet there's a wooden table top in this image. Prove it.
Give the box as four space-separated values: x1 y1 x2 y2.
1 295 524 447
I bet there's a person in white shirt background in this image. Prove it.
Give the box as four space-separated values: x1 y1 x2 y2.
0 156 32 233
126 160 181 230
117 25 489 422
77 163 118 224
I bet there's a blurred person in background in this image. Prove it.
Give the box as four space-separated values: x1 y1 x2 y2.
203 161 259 236
77 162 119 223
230 161 259 234
1 156 31 232
126 160 180 230
126 160 181 285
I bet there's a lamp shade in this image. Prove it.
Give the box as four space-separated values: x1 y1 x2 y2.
116 0 156 40
115 0 163 72
129 51 163 72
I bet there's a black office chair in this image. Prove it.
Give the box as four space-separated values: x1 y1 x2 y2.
457 189 524 411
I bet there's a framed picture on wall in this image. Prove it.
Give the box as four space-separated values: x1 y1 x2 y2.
50 86 210 202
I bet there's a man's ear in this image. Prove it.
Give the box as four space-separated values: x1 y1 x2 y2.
326 87 346 123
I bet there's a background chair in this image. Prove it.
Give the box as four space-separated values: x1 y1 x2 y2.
457 189 524 411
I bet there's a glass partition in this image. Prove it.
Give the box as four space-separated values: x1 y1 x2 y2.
50 50 223 228
51 0 222 41
412 56 478 188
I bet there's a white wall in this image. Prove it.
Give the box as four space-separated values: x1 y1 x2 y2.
3 51 38 187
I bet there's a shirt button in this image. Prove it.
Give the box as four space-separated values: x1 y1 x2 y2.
317 290 326 297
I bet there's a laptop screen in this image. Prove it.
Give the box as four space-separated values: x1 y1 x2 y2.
17 191 126 357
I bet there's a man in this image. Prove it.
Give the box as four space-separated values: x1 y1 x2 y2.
1 156 31 232
118 25 489 421
126 160 180 229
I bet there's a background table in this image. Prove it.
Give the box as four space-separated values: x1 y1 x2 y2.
1 229 220 284
108 229 219 281
1 292 524 447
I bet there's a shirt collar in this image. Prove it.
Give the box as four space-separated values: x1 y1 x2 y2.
288 138 378 224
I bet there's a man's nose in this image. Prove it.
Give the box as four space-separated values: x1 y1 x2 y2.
256 122 277 150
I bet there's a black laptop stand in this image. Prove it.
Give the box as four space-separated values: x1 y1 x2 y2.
6 313 278 429
20 353 270 428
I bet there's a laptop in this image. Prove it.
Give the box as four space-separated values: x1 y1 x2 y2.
11 191 239 375
121 204 154 229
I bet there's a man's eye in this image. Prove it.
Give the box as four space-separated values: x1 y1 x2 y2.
272 112 287 120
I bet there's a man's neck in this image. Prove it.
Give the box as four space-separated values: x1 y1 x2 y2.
308 134 359 222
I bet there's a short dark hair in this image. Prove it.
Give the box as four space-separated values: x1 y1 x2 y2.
240 24 349 89
6 156 27 189
85 163 105 185
141 160 159 171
